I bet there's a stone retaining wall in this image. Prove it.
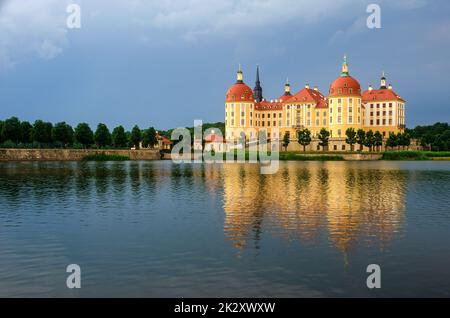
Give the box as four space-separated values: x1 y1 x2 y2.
0 148 160 161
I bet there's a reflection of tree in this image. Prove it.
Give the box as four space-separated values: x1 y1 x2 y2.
222 162 406 257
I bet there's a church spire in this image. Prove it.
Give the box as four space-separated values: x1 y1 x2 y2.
254 65 263 102
341 54 349 77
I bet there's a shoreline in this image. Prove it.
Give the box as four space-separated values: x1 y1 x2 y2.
1 148 449 161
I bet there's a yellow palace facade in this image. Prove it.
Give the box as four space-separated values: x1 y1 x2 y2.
224 56 406 151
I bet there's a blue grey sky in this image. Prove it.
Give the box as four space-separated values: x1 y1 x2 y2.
0 0 449 130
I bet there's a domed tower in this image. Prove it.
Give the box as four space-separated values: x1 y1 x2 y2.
225 66 255 142
328 55 363 139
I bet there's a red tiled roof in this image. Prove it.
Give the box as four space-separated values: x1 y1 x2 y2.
285 88 328 108
204 133 224 142
157 134 173 144
225 82 254 103
329 76 361 97
277 93 293 102
255 99 283 111
362 88 405 103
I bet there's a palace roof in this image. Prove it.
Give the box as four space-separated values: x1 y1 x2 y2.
362 88 405 103
225 82 254 103
285 88 328 108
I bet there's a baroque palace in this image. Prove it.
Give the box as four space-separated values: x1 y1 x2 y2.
224 56 406 151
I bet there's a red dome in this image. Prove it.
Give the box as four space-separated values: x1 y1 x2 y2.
225 83 254 103
329 76 361 97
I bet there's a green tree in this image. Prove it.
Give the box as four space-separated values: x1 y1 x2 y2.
0 121 4 144
32 120 53 145
282 132 290 151
345 128 357 151
396 132 410 150
125 131 133 148
365 130 375 151
94 123 112 148
2 116 21 144
374 131 383 152
297 128 311 152
52 122 74 147
131 125 142 149
74 123 94 148
386 132 398 150
142 127 158 149
318 128 330 151
356 129 366 151
112 125 127 148
19 121 33 144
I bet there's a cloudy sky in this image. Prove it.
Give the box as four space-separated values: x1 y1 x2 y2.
0 0 449 129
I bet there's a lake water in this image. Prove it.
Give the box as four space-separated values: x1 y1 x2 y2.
1 160 450 297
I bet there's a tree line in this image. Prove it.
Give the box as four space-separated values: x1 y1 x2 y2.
406 122 450 151
0 117 158 149
282 128 412 152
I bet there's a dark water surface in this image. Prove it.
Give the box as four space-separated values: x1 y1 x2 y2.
1 161 450 297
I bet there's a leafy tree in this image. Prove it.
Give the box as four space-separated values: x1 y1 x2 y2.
365 130 375 151
2 116 21 143
131 125 142 149
74 123 94 148
386 132 398 150
94 123 112 148
112 126 127 148
32 120 53 145
318 128 330 151
408 122 450 151
356 129 366 151
374 131 383 152
20 121 33 144
142 127 158 148
345 128 357 151
0 121 4 143
397 132 411 150
297 128 311 152
125 131 133 148
282 132 290 151
52 122 74 147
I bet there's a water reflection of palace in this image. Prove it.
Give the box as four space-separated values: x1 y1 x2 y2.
222 162 407 253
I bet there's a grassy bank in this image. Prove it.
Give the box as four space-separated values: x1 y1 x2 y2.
278 152 344 161
382 151 450 160
82 153 130 161
219 151 345 161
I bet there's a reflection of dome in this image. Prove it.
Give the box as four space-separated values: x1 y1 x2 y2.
225 83 254 103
